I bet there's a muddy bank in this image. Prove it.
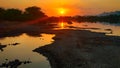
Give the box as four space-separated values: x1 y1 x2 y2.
33 29 120 68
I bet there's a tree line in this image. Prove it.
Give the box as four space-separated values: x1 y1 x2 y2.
0 6 120 23
0 6 47 21
73 15 120 23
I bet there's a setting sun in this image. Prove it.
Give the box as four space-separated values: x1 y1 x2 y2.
58 8 67 15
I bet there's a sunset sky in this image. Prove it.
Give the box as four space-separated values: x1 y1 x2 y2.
0 0 120 16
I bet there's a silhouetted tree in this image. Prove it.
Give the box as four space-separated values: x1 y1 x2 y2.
73 14 120 23
0 7 5 20
24 6 47 20
0 6 120 23
4 8 22 21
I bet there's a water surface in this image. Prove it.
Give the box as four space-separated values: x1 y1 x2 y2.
0 33 55 68
0 22 120 68
56 22 120 36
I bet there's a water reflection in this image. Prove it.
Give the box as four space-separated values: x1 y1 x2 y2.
71 22 120 36
0 33 55 68
59 22 65 29
0 59 32 68
0 21 120 68
55 22 120 36
0 43 7 52
55 21 71 29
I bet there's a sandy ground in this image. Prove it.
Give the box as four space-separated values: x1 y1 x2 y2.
1 21 120 68
34 29 120 68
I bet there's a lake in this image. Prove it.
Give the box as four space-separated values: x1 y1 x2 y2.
0 33 55 68
0 22 120 68
55 22 120 36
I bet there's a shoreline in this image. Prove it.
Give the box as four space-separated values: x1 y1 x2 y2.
1 21 120 68
34 29 120 68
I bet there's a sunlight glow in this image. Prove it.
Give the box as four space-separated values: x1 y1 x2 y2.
58 8 66 15
59 22 65 28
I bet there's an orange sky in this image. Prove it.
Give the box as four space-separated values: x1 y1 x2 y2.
0 0 120 16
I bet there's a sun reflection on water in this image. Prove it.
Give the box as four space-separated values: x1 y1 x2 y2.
61 22 64 28
59 22 65 29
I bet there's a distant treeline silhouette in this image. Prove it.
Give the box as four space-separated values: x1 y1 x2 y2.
0 6 120 23
46 15 120 23
0 6 47 21
73 15 120 23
